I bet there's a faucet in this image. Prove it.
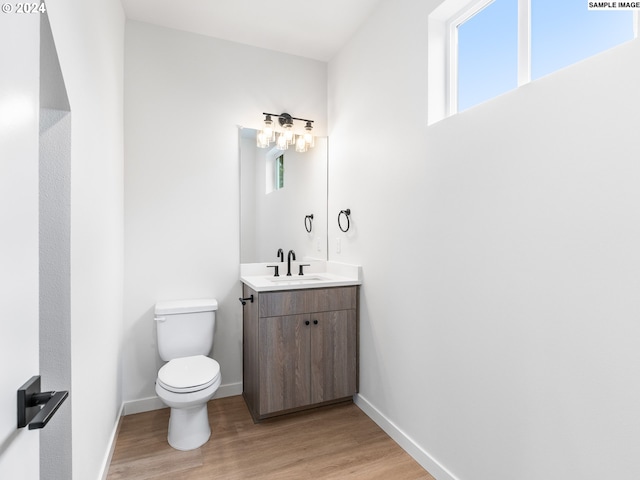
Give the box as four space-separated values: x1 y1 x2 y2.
287 250 296 276
277 248 284 262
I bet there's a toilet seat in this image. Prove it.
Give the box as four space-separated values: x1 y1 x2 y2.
157 355 220 394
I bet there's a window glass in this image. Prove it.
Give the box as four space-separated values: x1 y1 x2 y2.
457 0 518 111
275 154 284 190
531 0 634 80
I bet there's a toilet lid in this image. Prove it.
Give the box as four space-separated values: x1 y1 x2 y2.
157 355 220 393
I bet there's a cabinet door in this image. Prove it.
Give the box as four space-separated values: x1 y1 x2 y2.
310 310 357 404
259 314 311 414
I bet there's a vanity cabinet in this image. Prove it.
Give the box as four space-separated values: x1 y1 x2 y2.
242 284 358 421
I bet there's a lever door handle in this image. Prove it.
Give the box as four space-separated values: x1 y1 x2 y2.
28 390 69 430
18 376 69 430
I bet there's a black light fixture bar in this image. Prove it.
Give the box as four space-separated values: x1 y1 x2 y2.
262 112 314 125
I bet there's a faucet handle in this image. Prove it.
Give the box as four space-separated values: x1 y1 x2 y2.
267 265 280 277
298 264 311 276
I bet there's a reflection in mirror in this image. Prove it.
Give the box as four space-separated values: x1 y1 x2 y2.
239 127 327 263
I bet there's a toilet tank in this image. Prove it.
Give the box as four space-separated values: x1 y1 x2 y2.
154 299 218 361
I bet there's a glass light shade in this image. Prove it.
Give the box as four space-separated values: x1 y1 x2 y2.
295 135 307 152
263 116 274 138
304 132 314 147
276 132 288 150
303 122 314 147
257 130 270 148
284 125 294 144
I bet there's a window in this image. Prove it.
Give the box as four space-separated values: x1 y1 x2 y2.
265 153 284 194
531 0 636 80
456 0 518 112
441 0 638 115
275 154 284 190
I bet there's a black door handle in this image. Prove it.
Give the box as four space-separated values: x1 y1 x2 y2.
18 376 69 430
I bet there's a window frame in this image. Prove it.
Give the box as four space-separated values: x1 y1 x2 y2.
445 0 638 116
447 0 497 114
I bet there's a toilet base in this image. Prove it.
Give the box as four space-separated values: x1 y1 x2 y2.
155 360 221 451
167 403 211 451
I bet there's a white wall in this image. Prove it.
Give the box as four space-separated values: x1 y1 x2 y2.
328 1 640 479
46 1 125 479
123 21 327 407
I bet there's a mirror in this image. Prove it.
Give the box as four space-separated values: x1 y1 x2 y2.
239 128 328 263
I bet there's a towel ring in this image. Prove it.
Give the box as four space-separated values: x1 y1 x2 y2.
338 209 351 233
304 214 314 233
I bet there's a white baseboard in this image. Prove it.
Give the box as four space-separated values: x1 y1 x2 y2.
122 395 165 416
122 381 243 416
98 403 124 480
354 393 459 480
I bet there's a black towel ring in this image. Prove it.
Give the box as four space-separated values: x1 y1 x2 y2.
304 214 314 233
338 209 351 233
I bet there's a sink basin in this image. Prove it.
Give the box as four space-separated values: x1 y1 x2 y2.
269 275 326 283
240 262 362 292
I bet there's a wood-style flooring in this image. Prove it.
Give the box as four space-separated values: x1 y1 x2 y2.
107 396 434 480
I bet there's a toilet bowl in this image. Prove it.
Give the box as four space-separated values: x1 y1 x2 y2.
155 355 221 450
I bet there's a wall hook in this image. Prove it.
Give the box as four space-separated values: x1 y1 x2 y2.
338 208 351 232
304 214 314 233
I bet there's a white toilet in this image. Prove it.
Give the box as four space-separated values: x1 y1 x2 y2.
154 299 221 451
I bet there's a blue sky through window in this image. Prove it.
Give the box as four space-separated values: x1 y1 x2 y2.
457 0 635 112
457 0 518 112
531 0 634 79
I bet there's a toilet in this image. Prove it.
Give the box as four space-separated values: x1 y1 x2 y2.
154 299 221 451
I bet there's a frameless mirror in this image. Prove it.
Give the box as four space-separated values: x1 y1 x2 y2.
239 127 328 263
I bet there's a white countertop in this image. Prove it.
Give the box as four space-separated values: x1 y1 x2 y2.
240 261 362 292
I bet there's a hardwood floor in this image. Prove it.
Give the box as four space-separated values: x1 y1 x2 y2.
107 396 434 480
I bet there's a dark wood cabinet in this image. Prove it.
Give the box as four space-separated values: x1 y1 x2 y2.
242 284 358 421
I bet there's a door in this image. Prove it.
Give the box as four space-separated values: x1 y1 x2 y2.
259 314 311 414
310 310 357 404
0 12 41 480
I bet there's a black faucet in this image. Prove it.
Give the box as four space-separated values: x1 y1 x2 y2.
277 248 284 262
286 250 296 276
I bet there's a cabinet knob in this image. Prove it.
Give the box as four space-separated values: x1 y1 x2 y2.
305 320 310 326
313 320 318 325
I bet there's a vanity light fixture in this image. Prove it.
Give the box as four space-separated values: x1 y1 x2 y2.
257 112 315 152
